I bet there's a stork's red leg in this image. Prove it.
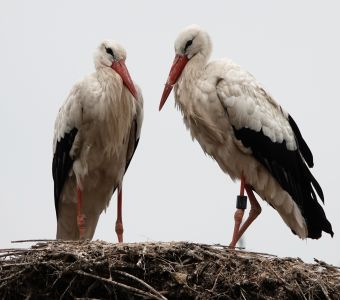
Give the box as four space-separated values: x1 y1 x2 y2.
115 185 124 243
229 175 246 248
229 184 262 247
77 186 86 239
236 185 262 240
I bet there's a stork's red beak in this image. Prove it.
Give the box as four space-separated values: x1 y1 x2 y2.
111 60 138 100
159 54 189 111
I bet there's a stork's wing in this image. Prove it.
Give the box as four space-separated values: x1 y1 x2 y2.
216 67 333 238
52 128 78 219
124 86 144 173
52 83 83 219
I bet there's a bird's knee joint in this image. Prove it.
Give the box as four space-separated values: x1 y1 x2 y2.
77 214 86 227
115 221 124 235
251 205 262 217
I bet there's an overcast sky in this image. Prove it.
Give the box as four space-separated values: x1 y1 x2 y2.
1 1 339 266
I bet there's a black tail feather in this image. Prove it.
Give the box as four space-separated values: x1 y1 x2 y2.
288 115 314 168
299 161 332 238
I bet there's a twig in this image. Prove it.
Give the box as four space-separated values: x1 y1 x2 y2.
318 282 331 300
60 275 77 300
206 242 276 258
154 257 176 272
85 280 98 298
75 270 166 300
0 269 26 284
208 265 224 292
314 258 340 271
240 288 247 300
211 243 245 250
0 248 28 253
0 252 27 259
200 248 229 260
1 262 42 268
113 270 167 300
267 265 292 288
51 260 79 288
295 280 308 300
0 248 46 259
233 249 278 258
11 239 56 243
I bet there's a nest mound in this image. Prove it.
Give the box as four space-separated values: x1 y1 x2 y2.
0 240 339 299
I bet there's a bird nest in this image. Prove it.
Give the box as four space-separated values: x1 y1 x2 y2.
0 240 339 299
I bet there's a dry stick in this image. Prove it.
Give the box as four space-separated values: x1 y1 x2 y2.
240 288 247 300
113 270 167 300
295 280 308 300
60 275 77 300
232 248 278 258
11 239 56 243
0 252 25 259
154 257 176 273
205 243 276 258
319 282 331 300
211 243 245 250
200 249 229 261
85 281 97 298
267 264 292 288
213 291 234 300
51 260 80 288
10 239 87 247
0 248 28 253
1 262 30 268
209 265 225 292
314 258 340 271
75 270 166 300
0 248 48 259
0 269 26 284
1 262 47 268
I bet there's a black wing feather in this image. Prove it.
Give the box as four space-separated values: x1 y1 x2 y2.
52 128 78 219
233 126 333 239
124 120 140 174
288 114 314 168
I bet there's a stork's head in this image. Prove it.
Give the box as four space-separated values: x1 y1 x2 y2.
174 24 212 60
94 40 138 100
159 25 212 110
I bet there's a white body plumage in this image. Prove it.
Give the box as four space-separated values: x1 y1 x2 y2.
175 57 306 237
159 25 333 241
53 40 143 240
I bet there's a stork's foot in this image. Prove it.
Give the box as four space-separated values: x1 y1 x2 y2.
77 213 86 239
115 221 124 243
229 208 245 248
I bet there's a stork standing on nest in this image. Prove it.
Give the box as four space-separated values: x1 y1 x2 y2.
53 40 143 242
159 25 333 247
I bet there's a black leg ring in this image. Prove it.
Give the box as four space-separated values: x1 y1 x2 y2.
236 195 247 209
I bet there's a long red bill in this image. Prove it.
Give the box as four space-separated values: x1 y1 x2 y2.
159 54 189 111
111 60 138 100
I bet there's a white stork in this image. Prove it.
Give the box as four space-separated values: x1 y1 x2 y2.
53 40 143 242
159 25 333 247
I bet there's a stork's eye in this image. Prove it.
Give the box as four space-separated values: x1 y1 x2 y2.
184 40 193 51
105 47 114 57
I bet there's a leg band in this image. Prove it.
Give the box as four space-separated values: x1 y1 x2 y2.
236 195 247 209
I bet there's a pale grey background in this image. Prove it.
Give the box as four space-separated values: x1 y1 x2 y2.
0 1 339 265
